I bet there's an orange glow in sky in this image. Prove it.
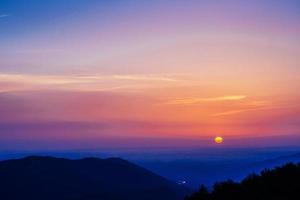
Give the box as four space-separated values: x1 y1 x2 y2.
0 0 299 149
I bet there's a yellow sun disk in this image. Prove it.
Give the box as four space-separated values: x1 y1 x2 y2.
214 136 223 144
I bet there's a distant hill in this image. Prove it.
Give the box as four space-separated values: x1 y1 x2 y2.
249 152 300 169
186 162 300 200
137 151 300 188
0 156 189 200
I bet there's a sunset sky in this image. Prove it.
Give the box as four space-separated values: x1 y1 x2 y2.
0 0 299 150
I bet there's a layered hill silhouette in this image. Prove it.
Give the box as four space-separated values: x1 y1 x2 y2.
186 162 300 200
0 156 189 200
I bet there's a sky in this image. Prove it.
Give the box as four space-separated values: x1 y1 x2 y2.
0 0 300 150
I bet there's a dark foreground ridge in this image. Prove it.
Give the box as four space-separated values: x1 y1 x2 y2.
0 156 189 200
186 162 300 200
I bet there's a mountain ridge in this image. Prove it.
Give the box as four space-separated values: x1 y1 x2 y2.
0 156 189 200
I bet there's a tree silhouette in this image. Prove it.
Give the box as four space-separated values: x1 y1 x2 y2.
185 185 210 200
186 162 300 200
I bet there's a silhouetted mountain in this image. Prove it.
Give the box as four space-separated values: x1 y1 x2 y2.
0 156 189 200
186 162 300 200
137 150 300 188
249 152 300 169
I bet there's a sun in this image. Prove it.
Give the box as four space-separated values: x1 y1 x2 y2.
214 136 223 144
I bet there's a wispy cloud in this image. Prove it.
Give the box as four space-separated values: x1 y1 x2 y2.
211 109 252 117
0 14 10 18
165 95 246 105
0 73 182 93
242 100 270 107
112 75 180 82
201 95 246 101
211 105 283 117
